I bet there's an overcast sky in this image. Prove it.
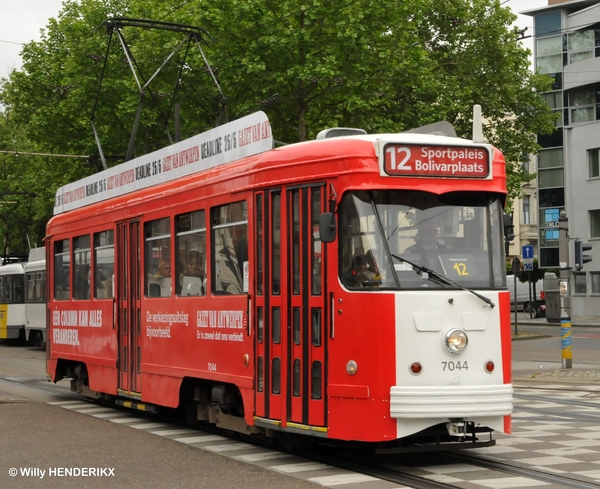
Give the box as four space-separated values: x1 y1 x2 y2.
0 0 64 77
0 0 549 79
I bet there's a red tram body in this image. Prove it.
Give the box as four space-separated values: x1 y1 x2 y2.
47 112 512 449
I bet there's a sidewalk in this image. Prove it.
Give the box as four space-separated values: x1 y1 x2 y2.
512 316 600 328
511 315 600 382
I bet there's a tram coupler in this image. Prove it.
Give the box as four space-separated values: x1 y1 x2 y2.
446 419 467 436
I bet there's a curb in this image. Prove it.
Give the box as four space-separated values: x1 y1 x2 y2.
514 369 600 382
511 334 551 341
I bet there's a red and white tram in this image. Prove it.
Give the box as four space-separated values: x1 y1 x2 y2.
47 110 512 450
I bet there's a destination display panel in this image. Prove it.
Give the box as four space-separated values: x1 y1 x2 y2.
383 144 490 178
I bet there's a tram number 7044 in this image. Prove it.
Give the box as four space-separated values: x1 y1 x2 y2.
441 361 469 371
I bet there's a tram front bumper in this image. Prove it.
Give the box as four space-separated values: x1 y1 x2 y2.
390 384 513 418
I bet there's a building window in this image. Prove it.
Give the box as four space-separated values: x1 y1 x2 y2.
589 149 600 179
535 11 561 38
536 35 562 73
542 92 563 127
569 89 597 124
538 188 564 209
543 92 562 110
541 208 560 227
573 272 587 295
591 209 600 238
538 148 563 168
567 30 596 64
538 128 563 149
540 209 560 248
540 247 559 268
544 229 559 241
539 168 564 188
591 272 600 294
522 195 531 225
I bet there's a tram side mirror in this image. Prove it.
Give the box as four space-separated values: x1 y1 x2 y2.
319 212 336 243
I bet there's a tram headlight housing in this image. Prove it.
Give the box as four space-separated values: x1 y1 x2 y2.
346 360 358 375
444 328 468 355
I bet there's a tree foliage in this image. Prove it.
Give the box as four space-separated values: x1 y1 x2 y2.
0 0 555 254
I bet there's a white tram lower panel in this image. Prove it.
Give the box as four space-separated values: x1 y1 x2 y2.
392 291 512 438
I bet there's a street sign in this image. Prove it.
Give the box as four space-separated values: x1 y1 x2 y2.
523 262 534 271
522 245 534 260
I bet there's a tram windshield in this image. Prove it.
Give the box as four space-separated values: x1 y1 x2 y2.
338 190 506 290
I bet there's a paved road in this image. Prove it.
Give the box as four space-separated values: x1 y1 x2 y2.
0 344 320 489
3 326 600 489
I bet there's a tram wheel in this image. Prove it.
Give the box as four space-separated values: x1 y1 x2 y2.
279 433 315 452
29 331 44 347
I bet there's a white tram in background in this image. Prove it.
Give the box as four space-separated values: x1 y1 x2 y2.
0 247 46 346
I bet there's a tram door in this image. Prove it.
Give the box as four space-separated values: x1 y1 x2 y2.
116 220 142 394
254 186 327 428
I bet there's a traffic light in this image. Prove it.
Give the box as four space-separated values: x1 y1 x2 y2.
503 213 515 241
574 239 592 270
503 214 514 255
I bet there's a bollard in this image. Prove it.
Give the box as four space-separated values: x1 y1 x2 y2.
561 317 572 369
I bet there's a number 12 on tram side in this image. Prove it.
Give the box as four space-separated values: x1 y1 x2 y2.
47 110 512 451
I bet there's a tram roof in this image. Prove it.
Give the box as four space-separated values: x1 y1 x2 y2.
0 262 25 275
52 112 504 217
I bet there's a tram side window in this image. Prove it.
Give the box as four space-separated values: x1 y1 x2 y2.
211 201 247 295
26 274 35 302
15 275 24 303
311 188 322 295
1 275 25 303
54 239 70 300
94 230 114 299
26 272 45 303
74 235 91 300
176 210 206 297
145 217 171 298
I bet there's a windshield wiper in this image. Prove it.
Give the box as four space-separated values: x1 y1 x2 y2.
390 253 495 308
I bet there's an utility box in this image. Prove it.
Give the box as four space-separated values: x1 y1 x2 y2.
543 272 560 323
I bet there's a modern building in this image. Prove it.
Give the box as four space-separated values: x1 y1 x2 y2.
523 0 600 316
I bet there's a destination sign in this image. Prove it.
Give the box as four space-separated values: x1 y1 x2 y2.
383 144 490 178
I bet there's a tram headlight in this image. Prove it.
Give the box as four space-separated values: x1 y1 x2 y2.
346 360 358 375
444 328 468 355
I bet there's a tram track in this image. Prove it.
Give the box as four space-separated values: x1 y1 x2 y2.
515 393 600 409
514 391 600 423
0 375 87 402
302 446 600 489
7 375 600 489
436 451 600 489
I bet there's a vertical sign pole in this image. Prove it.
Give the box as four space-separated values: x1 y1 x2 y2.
512 257 521 336
558 211 572 369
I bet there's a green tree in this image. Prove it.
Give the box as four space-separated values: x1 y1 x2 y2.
0 113 56 254
0 0 556 247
